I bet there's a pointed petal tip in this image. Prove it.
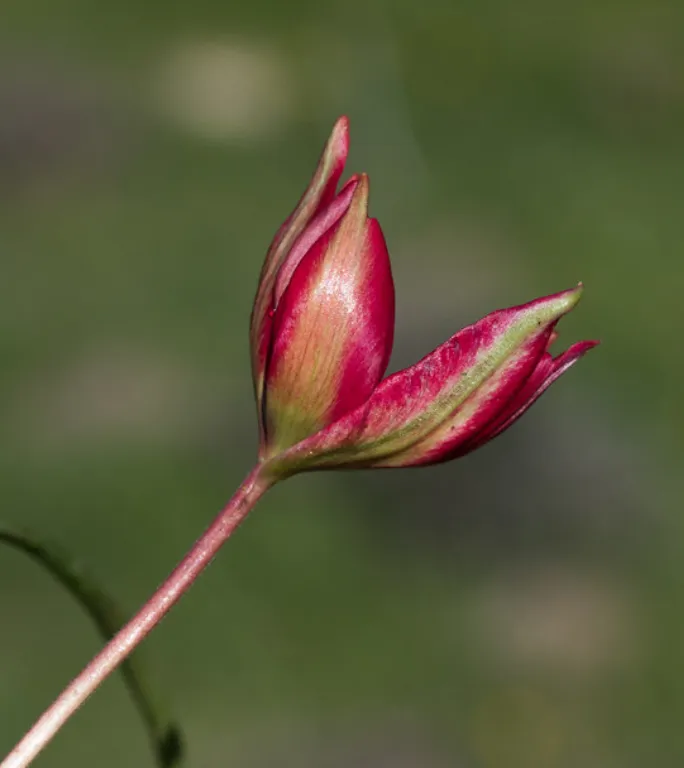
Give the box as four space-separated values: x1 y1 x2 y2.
529 283 586 326
552 338 600 376
341 173 361 192
570 338 601 356
334 115 350 132
559 282 584 310
348 173 370 213
329 116 350 159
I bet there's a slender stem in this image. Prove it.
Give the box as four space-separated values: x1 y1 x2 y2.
1 465 272 768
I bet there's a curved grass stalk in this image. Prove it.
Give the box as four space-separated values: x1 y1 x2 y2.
0 524 183 767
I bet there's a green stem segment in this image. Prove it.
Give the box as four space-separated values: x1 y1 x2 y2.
1 465 272 768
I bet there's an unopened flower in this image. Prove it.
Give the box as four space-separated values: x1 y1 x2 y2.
251 117 598 477
250 117 394 459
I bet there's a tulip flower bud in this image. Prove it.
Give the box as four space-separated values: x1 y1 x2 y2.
250 117 597 481
262 175 395 456
250 117 351 446
249 118 395 460
269 285 597 474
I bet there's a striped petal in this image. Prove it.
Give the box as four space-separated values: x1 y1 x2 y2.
262 175 395 455
272 286 596 473
250 117 349 441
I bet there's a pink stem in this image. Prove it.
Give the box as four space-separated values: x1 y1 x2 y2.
1 465 272 768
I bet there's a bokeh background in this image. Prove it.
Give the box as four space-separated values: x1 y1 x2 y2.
1 1 683 766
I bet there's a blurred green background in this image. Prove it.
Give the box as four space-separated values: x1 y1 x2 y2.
1 1 683 766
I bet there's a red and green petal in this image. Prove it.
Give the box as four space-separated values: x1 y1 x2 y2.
262 175 395 455
452 339 598 456
250 116 349 441
272 286 594 472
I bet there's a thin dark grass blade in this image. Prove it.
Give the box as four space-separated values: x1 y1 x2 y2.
0 524 183 767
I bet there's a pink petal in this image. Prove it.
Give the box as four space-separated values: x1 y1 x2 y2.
250 117 350 442
273 176 360 308
274 287 589 471
370 322 554 467
455 339 599 455
263 177 395 452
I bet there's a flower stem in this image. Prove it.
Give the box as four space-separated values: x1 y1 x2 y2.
1 465 273 768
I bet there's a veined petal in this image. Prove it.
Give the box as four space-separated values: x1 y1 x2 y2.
263 175 395 455
272 286 587 473
453 339 599 455
376 325 554 466
273 176 360 308
250 117 349 437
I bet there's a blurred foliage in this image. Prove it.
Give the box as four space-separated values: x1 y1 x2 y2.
0 0 682 766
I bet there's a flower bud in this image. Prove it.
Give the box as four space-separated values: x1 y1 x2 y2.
250 118 597 479
262 175 395 456
250 117 350 445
